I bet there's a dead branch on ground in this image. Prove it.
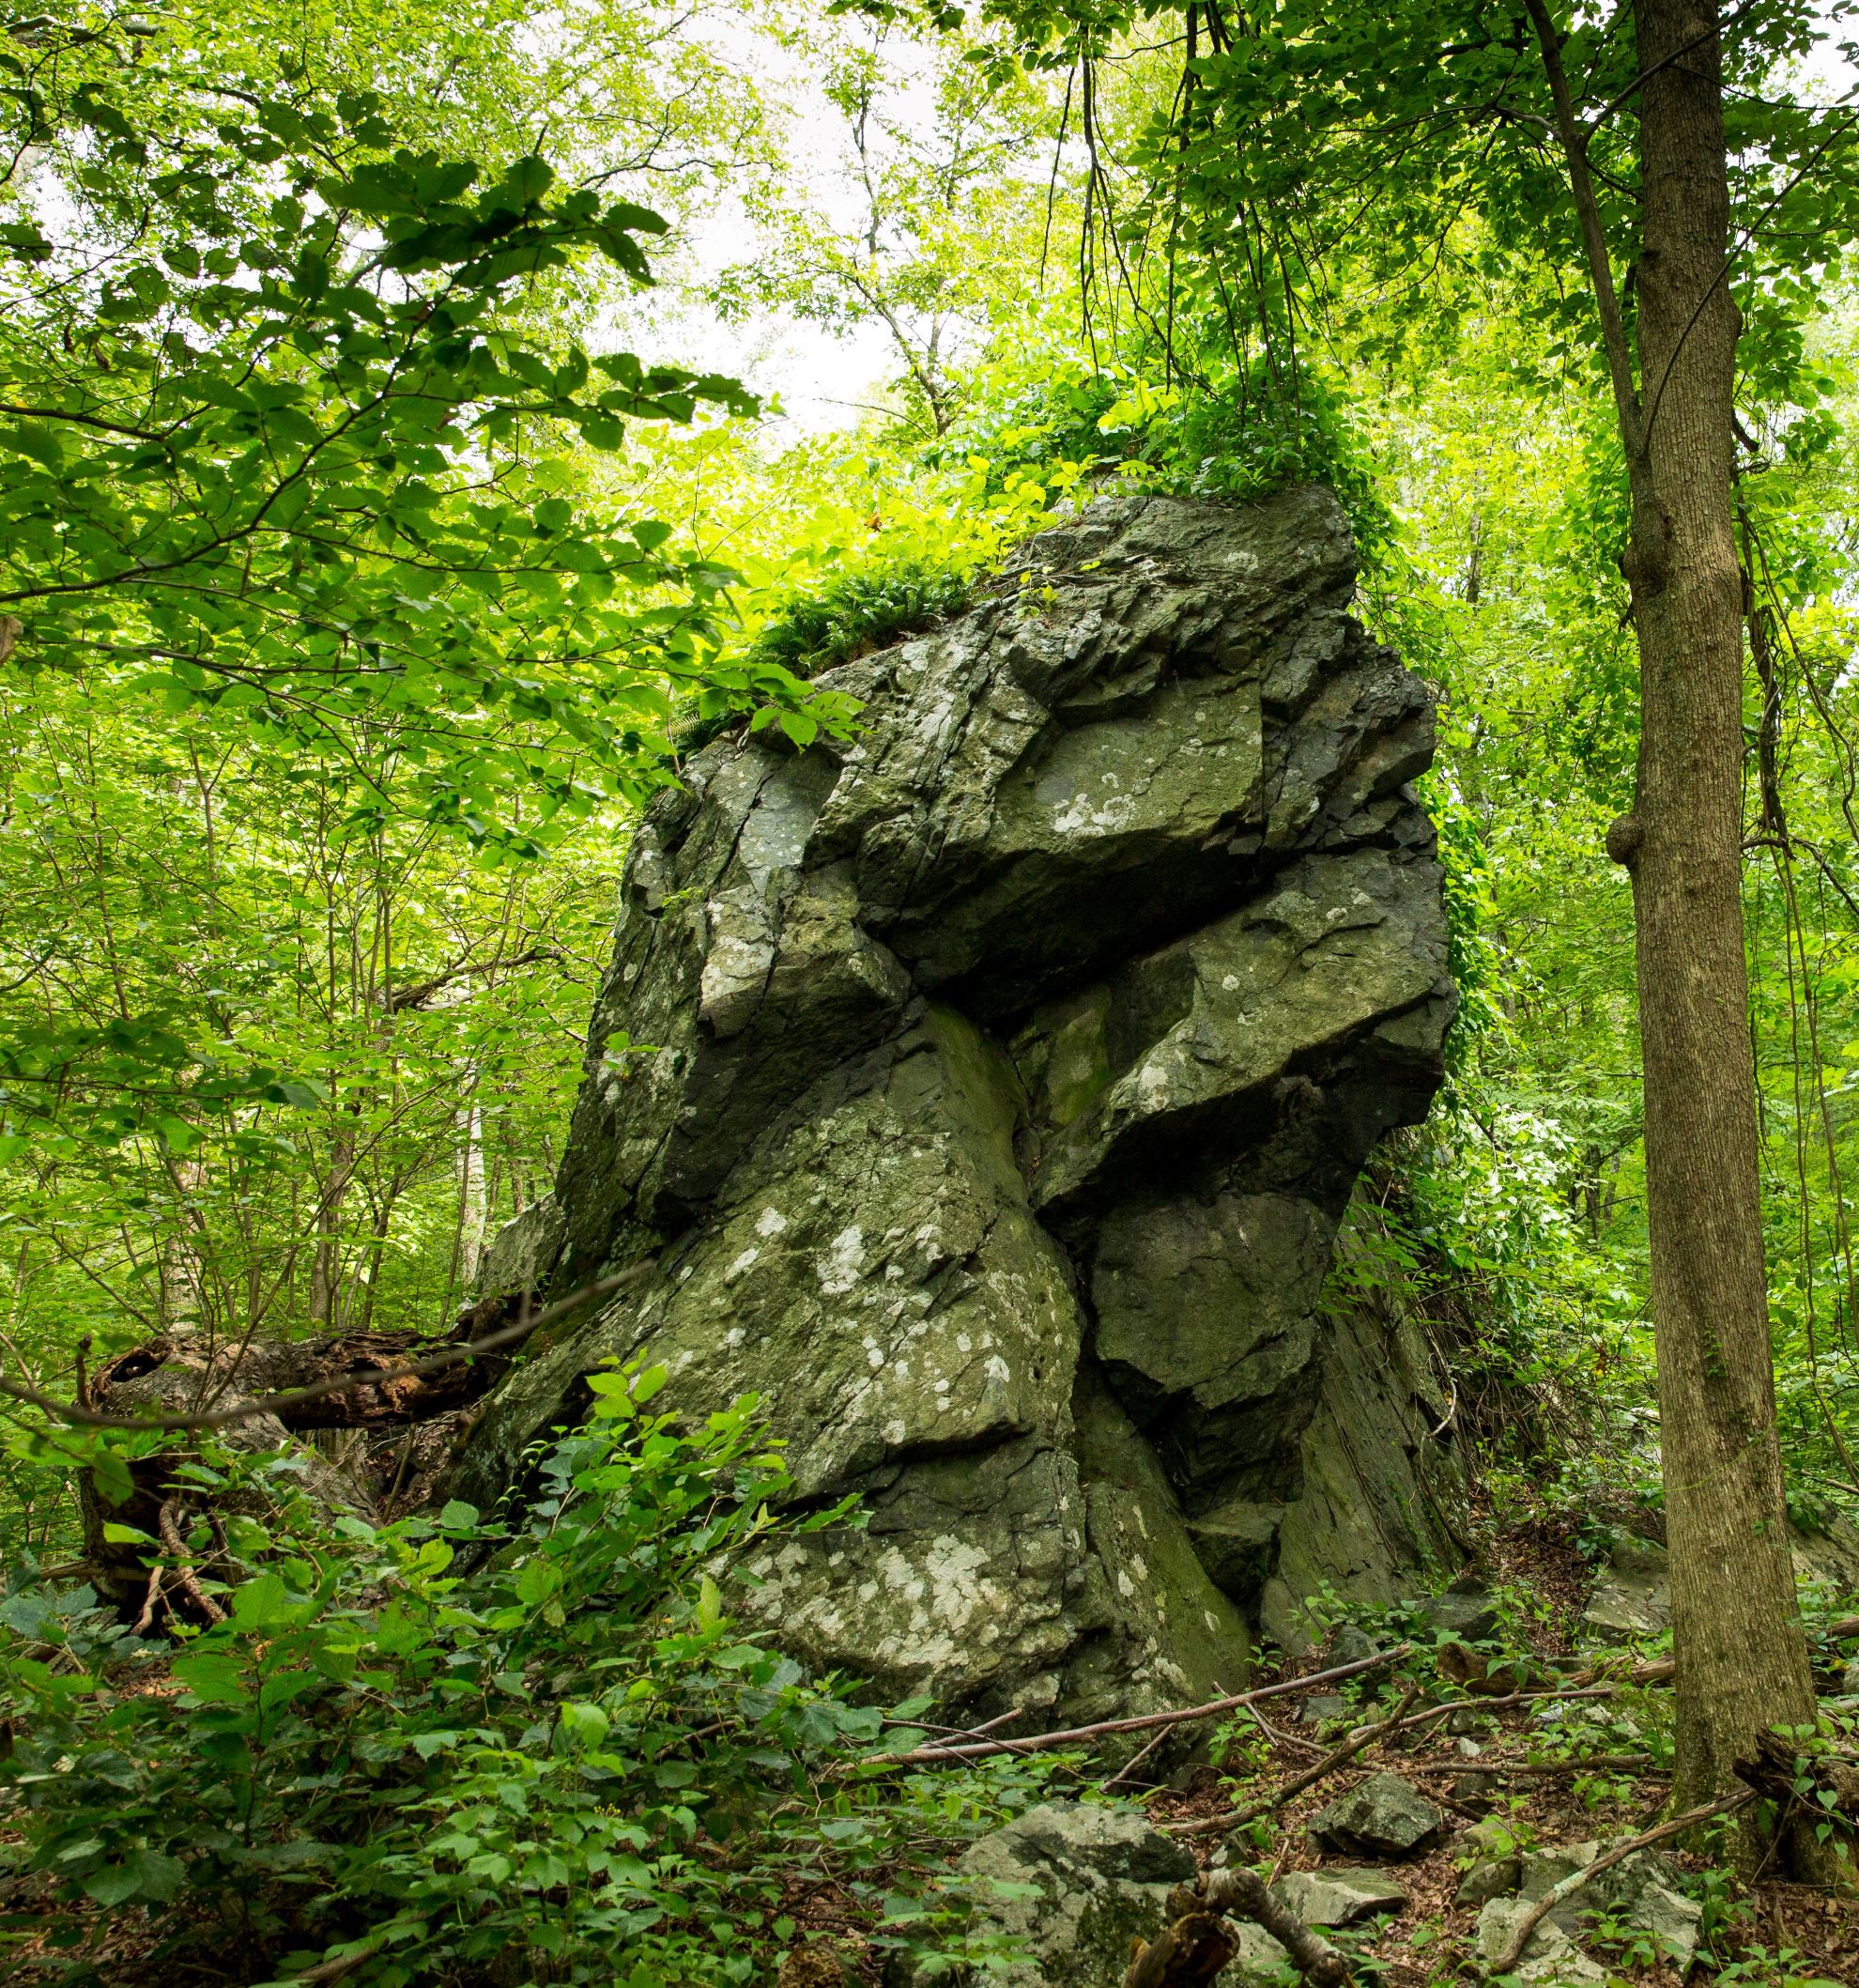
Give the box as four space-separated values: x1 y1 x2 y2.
1483 1790 1757 1977
1167 1684 1421 1838
862 1645 1410 1770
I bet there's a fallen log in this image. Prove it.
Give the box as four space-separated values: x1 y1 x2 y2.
28 1269 647 1622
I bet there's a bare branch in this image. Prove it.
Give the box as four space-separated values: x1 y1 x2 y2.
0 1263 653 1433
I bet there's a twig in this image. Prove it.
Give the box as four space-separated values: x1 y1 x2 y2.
1103 1725 1171 1791
284 1937 385 1985
1438 1752 1659 1779
0 1267 651 1433
864 1645 1410 1769
1246 1702 1326 1756
1168 1684 1421 1837
882 1705 1023 1739
1483 1790 1757 1977
131 1559 163 1635
1390 1681 1621 1735
885 1706 1037 1765
157 1501 227 1626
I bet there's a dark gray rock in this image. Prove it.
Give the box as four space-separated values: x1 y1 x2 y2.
1308 1773 1448 1859
452 487 1461 1717
1329 1624 1379 1667
1420 1588 1501 1645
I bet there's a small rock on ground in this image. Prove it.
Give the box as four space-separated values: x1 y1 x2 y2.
1418 1587 1502 1644
1308 1772 1448 1859
1453 1856 1521 1910
1329 1624 1379 1666
1273 1866 1408 1927
1475 1897 1607 1984
1223 1921 1296 1986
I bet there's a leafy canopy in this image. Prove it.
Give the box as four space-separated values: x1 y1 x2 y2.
0 16 835 856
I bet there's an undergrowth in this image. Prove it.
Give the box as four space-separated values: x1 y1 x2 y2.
0 1365 1054 1985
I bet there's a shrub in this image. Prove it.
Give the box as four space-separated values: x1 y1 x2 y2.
0 1365 1052 1984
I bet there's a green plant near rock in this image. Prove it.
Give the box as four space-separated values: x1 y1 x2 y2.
749 562 972 676
0 1364 1054 1985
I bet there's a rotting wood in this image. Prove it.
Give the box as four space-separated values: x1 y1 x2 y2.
3 1264 652 1434
1126 1866 1352 1988
157 1500 226 1626
44 1267 653 1620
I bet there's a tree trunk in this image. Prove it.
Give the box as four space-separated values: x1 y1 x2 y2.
1619 0 1816 1815
309 1124 356 1330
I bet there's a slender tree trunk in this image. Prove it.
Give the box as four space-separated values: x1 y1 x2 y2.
1617 0 1815 1814
308 1125 355 1330
458 1096 486 1287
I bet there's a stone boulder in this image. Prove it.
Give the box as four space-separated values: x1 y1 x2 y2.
1475 1839 1704 1983
1271 1866 1407 1927
1577 1538 1671 1647
450 487 1461 1718
883 1800 1312 1988
896 1801 1206 1988
1580 1519 1859 1653
1306 1773 1448 1860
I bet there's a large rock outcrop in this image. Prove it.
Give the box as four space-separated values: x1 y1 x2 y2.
452 486 1464 1719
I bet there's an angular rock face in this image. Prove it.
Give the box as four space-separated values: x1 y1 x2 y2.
453 487 1461 1719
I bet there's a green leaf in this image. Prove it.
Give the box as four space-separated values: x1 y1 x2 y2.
230 1570 290 1629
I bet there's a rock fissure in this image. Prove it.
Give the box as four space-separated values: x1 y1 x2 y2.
457 486 1467 1717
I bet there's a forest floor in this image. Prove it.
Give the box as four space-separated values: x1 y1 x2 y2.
1151 1508 1859 1987
10 1515 1859 1986
775 1513 1859 1987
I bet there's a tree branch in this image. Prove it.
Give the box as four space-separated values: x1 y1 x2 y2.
1170 1683 1421 1837
1521 0 1642 457
863 1645 1410 1768
0 1264 653 1433
1483 1789 1756 1976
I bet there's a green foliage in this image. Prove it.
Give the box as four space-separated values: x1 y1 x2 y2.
940 350 1390 555
0 1366 1051 1983
0 18 840 857
748 562 971 674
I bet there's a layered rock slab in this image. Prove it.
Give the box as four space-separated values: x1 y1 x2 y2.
453 486 1460 1718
